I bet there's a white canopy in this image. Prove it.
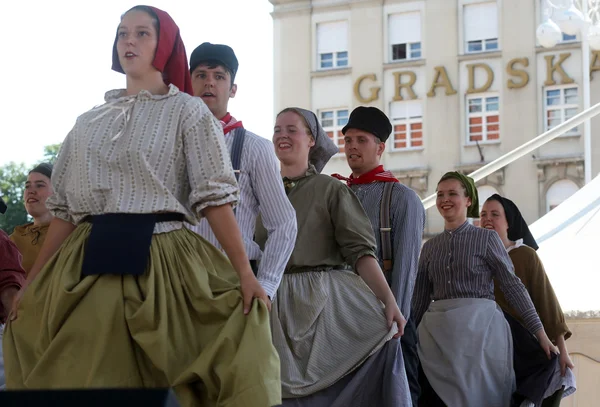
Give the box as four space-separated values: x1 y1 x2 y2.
529 175 600 313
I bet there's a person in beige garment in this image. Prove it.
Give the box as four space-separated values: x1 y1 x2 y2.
3 6 281 407
10 163 54 275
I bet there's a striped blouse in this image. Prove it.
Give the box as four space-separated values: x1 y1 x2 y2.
46 85 238 234
412 221 543 334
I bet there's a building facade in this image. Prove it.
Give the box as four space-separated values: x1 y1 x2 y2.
270 0 600 236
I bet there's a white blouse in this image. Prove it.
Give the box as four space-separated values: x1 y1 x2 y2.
46 85 238 233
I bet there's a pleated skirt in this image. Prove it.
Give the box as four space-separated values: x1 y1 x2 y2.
3 224 281 407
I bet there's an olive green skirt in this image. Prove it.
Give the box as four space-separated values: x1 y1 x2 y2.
3 223 281 407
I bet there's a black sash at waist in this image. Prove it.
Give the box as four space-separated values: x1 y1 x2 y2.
284 265 353 274
81 213 184 277
81 212 184 224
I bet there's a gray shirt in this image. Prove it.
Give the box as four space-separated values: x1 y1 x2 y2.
350 182 425 319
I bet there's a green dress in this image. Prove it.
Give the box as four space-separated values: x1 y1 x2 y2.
255 166 395 398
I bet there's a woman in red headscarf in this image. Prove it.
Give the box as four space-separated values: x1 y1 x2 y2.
3 6 281 407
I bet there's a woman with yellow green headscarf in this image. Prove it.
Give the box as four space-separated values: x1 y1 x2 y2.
411 172 558 407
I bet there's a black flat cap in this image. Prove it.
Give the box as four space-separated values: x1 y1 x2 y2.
190 42 239 81
29 162 53 179
342 106 393 142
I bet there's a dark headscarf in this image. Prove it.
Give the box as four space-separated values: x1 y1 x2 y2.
279 108 339 173
29 162 53 180
486 194 539 250
439 171 479 218
0 197 6 215
111 6 193 95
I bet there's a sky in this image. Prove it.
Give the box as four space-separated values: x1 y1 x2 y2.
0 0 274 166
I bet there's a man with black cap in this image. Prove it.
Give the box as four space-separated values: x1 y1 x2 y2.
0 196 27 390
187 42 297 302
332 106 425 406
10 163 54 275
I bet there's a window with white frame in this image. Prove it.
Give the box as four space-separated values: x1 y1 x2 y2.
544 86 579 136
390 101 423 150
320 109 349 152
467 95 500 143
541 1 578 43
546 179 579 212
464 2 499 53
388 12 422 62
317 21 349 70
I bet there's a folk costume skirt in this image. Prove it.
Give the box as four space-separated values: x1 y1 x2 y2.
418 298 515 407
2 223 281 407
272 269 411 406
504 312 576 407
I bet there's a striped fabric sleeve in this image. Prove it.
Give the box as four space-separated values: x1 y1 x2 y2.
411 242 433 327
251 138 298 298
45 128 75 224
390 186 426 319
486 232 543 334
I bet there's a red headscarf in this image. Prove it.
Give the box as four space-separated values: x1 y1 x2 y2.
111 6 193 95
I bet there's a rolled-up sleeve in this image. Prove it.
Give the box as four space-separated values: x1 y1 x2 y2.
523 250 571 340
486 233 543 335
329 184 377 269
181 101 239 219
46 129 75 224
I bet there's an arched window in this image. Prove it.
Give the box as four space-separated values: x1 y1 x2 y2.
546 179 579 212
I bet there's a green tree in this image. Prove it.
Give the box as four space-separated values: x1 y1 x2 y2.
0 162 29 234
42 143 62 165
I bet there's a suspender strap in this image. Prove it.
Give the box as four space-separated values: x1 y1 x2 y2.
380 182 394 275
229 128 246 216
230 127 247 181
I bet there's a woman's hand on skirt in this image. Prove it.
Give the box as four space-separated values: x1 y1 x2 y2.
384 301 406 339
559 351 575 376
8 286 26 321
535 329 560 359
0 287 19 321
239 271 271 315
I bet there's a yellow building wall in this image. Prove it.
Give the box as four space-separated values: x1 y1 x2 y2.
561 318 600 406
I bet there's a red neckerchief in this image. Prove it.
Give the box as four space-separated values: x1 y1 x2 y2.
332 165 399 186
220 113 244 135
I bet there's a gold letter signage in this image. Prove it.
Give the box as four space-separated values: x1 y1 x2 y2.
392 71 418 101
466 63 494 94
349 53 588 100
427 66 457 97
506 58 530 89
544 53 575 86
353 74 381 103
